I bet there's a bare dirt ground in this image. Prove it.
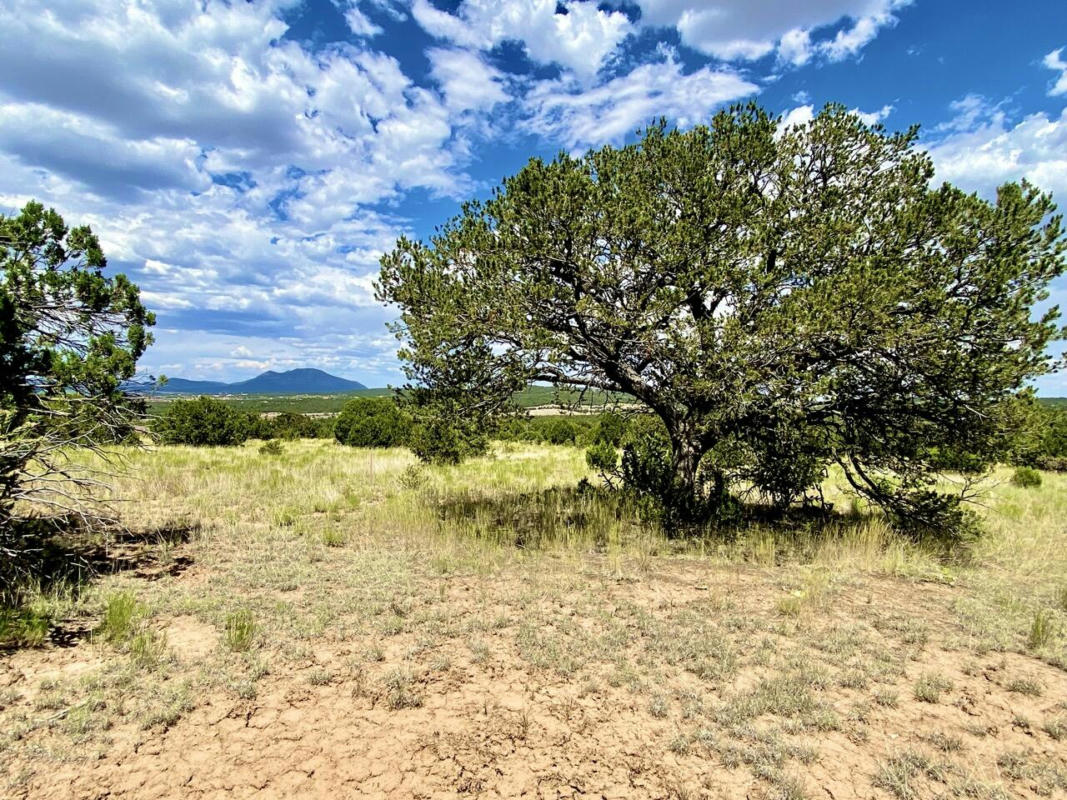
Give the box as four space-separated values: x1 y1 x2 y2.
4 561 1066 799
1 443 1065 799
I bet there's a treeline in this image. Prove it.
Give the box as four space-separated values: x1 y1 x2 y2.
153 396 334 445
150 394 1067 473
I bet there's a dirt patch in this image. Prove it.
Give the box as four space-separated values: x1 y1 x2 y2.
3 563 1066 799
167 616 218 663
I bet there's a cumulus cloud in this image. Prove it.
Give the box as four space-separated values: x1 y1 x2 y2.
776 102 892 132
427 47 509 113
0 0 481 383
336 1 383 37
925 95 1067 201
524 57 758 149
412 0 632 80
1045 47 1067 96
634 0 911 65
0 0 913 384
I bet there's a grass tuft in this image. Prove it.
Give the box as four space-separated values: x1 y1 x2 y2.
224 608 257 652
913 673 953 704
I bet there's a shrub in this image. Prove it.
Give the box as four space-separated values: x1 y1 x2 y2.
259 440 283 456
265 412 333 440
1012 466 1042 488
153 396 249 446
586 441 618 474
619 414 673 501
408 415 487 464
334 397 409 448
542 417 578 445
593 412 627 446
1034 455 1067 472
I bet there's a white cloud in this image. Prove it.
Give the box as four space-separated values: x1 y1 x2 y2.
634 0 910 64
779 105 815 129
412 0 632 80
427 47 509 113
777 102 892 131
337 1 383 37
855 103 893 126
524 57 758 149
0 0 482 384
1045 47 1067 96
925 96 1067 201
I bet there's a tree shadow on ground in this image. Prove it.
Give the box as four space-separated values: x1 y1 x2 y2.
432 483 861 549
430 482 953 566
1 515 199 650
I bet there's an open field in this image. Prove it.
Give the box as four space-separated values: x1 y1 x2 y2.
2 440 1066 799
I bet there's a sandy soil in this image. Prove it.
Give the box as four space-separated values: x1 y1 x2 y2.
3 558 1066 800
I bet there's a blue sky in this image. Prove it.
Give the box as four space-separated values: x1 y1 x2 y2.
2 0 1067 392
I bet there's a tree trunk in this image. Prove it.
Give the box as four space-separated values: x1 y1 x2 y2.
667 427 712 523
667 424 727 524
670 435 701 502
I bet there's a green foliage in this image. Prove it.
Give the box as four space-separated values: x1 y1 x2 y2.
541 417 578 445
0 607 50 648
585 441 618 474
407 413 487 464
153 396 249 446
259 440 284 456
263 411 334 440
0 201 154 523
379 102 1066 538
333 396 409 448
1011 466 1043 488
1034 455 1067 472
224 609 256 652
98 591 143 644
497 414 601 446
593 413 627 446
1013 402 1067 467
618 415 674 502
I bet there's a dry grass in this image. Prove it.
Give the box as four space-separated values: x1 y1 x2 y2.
0 440 1065 798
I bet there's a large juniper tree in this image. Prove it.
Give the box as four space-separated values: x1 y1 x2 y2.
377 104 1066 535
1 201 154 535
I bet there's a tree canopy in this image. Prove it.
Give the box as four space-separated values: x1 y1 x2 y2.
377 103 1066 537
333 396 408 448
153 396 249 447
1 201 154 528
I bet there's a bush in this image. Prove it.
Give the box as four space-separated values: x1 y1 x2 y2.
153 396 249 446
408 415 487 464
593 413 627 446
259 440 283 456
334 397 409 448
619 414 673 499
585 441 618 473
1034 455 1067 472
264 412 334 440
495 414 602 446
1012 466 1043 488
542 417 578 445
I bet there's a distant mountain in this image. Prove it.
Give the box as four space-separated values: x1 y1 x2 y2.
149 368 367 395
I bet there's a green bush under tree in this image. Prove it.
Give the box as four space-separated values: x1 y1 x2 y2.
334 396 409 448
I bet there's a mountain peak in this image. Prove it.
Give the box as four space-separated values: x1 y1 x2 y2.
151 368 368 395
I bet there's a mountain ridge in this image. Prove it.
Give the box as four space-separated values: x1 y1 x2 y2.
147 368 367 395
